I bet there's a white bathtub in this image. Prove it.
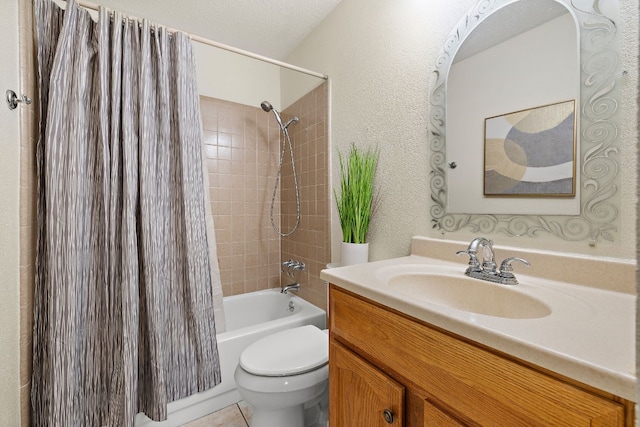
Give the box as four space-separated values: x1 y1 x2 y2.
135 288 326 426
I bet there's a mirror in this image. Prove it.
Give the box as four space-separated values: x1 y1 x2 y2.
448 0 579 215
430 0 620 242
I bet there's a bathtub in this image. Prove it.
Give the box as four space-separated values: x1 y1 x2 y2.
135 288 326 426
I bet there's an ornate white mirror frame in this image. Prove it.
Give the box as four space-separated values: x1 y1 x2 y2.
429 0 620 242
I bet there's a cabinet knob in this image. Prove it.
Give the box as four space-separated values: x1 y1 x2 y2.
383 409 394 424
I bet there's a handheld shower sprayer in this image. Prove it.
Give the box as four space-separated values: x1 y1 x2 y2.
260 100 273 112
260 101 284 128
260 100 301 237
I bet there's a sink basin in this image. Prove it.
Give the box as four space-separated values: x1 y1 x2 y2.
387 273 551 319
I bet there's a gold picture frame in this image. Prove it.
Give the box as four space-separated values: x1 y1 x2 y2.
484 100 577 197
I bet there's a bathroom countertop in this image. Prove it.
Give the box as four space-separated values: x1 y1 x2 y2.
321 253 636 401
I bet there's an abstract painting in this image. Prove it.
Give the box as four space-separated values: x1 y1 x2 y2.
484 100 576 197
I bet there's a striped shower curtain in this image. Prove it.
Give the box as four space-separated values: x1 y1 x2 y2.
32 0 221 425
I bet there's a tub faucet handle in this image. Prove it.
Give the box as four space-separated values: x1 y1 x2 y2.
282 259 295 276
291 261 305 272
282 259 295 269
282 259 305 277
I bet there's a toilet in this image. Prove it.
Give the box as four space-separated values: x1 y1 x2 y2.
234 325 329 427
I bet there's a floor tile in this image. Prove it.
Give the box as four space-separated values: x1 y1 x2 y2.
182 404 248 427
238 400 253 424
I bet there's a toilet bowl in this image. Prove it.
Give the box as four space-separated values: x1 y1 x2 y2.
234 325 329 427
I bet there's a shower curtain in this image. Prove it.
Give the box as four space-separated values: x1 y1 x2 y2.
32 0 222 425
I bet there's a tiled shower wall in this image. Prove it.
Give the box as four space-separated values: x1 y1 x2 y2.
280 85 330 310
199 96 283 295
199 82 330 311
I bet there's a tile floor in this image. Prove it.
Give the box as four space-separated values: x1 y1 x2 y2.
182 401 252 427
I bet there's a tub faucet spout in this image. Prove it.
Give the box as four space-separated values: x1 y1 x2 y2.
282 282 300 294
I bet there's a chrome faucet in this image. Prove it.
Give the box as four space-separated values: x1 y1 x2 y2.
456 237 530 285
457 237 496 275
281 259 305 293
281 259 305 277
282 282 300 294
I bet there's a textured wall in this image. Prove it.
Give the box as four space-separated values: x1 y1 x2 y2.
0 0 22 424
17 0 37 424
287 0 638 261
618 0 640 260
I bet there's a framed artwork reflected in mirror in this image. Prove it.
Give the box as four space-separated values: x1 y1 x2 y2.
484 100 576 198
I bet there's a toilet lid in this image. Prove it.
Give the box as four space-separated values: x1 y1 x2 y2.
239 325 328 376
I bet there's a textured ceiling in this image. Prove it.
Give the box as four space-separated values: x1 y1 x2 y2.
86 0 343 60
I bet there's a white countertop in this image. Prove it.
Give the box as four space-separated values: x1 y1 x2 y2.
321 254 636 401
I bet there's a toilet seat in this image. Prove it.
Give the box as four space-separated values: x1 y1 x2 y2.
239 325 328 376
235 363 328 394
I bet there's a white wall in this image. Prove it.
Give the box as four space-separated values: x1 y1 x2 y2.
287 0 638 261
193 42 325 111
193 42 282 109
0 0 23 423
280 68 326 109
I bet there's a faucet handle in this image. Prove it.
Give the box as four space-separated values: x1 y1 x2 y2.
456 250 482 273
498 257 530 285
281 259 294 276
291 261 306 272
282 259 294 269
282 259 305 277
499 257 530 272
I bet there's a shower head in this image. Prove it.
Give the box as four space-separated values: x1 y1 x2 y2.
261 101 273 112
260 100 299 130
260 100 284 128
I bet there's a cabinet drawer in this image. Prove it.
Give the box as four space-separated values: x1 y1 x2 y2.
330 286 628 426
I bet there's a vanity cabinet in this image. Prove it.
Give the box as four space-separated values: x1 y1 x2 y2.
330 340 404 426
329 285 633 427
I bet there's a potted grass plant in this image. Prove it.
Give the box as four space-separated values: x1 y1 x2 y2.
334 144 379 266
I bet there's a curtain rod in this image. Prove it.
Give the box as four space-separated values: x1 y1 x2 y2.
62 0 329 80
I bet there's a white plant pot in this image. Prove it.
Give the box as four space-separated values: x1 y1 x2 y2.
340 242 369 266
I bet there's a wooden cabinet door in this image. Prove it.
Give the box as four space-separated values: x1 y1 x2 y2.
330 340 404 427
423 400 465 427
